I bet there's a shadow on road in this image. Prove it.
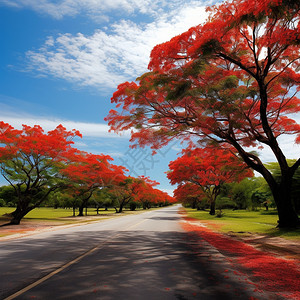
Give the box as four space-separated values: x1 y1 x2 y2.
2 229 266 300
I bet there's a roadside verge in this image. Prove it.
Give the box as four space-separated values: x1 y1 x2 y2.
180 216 300 300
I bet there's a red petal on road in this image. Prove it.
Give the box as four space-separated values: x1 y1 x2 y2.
181 220 300 296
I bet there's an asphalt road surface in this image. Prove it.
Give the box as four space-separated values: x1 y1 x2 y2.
0 205 271 299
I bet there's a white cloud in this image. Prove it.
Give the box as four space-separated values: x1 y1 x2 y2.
0 113 130 138
257 137 299 163
160 188 174 196
0 0 203 19
25 2 209 89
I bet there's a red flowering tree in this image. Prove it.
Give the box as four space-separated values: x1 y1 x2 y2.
107 176 142 213
61 150 127 216
132 176 160 209
173 183 206 209
0 122 81 225
168 148 253 215
152 188 176 207
129 176 176 208
106 0 300 227
108 175 175 212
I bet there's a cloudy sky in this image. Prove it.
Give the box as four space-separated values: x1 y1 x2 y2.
0 0 299 194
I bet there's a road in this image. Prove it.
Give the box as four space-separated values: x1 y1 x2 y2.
0 205 269 299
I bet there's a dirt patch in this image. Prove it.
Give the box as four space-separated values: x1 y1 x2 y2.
0 220 69 240
242 234 300 260
0 215 113 241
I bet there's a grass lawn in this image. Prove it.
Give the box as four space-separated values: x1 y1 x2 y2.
0 206 158 238
184 208 300 240
0 207 119 228
0 206 158 226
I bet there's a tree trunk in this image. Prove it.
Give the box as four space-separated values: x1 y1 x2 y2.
273 181 299 228
9 204 32 225
78 205 84 216
191 199 197 209
209 199 216 215
208 186 219 215
117 202 124 213
258 81 299 228
230 139 299 228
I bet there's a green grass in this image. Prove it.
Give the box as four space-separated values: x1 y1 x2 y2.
185 208 300 240
0 207 114 218
0 207 119 227
0 206 159 226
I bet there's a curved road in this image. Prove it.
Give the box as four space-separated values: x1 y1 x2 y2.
1 205 270 299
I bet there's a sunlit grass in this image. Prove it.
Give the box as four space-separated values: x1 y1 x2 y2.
0 207 114 219
0 206 159 225
184 208 300 240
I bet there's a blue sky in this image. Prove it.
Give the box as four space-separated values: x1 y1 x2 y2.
0 0 219 194
0 0 299 195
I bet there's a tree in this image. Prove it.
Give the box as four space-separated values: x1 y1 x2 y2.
153 188 176 207
106 0 300 227
108 177 141 213
107 176 174 213
230 178 263 210
61 149 126 216
132 176 160 209
0 122 81 225
167 147 253 215
0 185 18 207
173 182 207 209
91 189 114 212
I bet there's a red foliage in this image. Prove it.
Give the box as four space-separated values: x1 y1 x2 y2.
0 122 81 162
0 122 83 223
111 175 176 211
181 218 300 298
168 147 253 212
61 149 127 189
168 147 253 187
173 183 206 207
105 0 300 227
106 0 300 153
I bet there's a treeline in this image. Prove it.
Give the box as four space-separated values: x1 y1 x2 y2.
0 183 174 214
178 161 300 214
0 122 175 225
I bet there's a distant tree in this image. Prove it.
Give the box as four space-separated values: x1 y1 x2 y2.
108 176 175 213
47 190 74 209
230 178 260 209
91 189 114 212
132 176 160 209
173 182 207 209
0 122 81 225
61 149 126 216
108 177 142 213
0 185 18 207
168 147 253 215
153 189 176 207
